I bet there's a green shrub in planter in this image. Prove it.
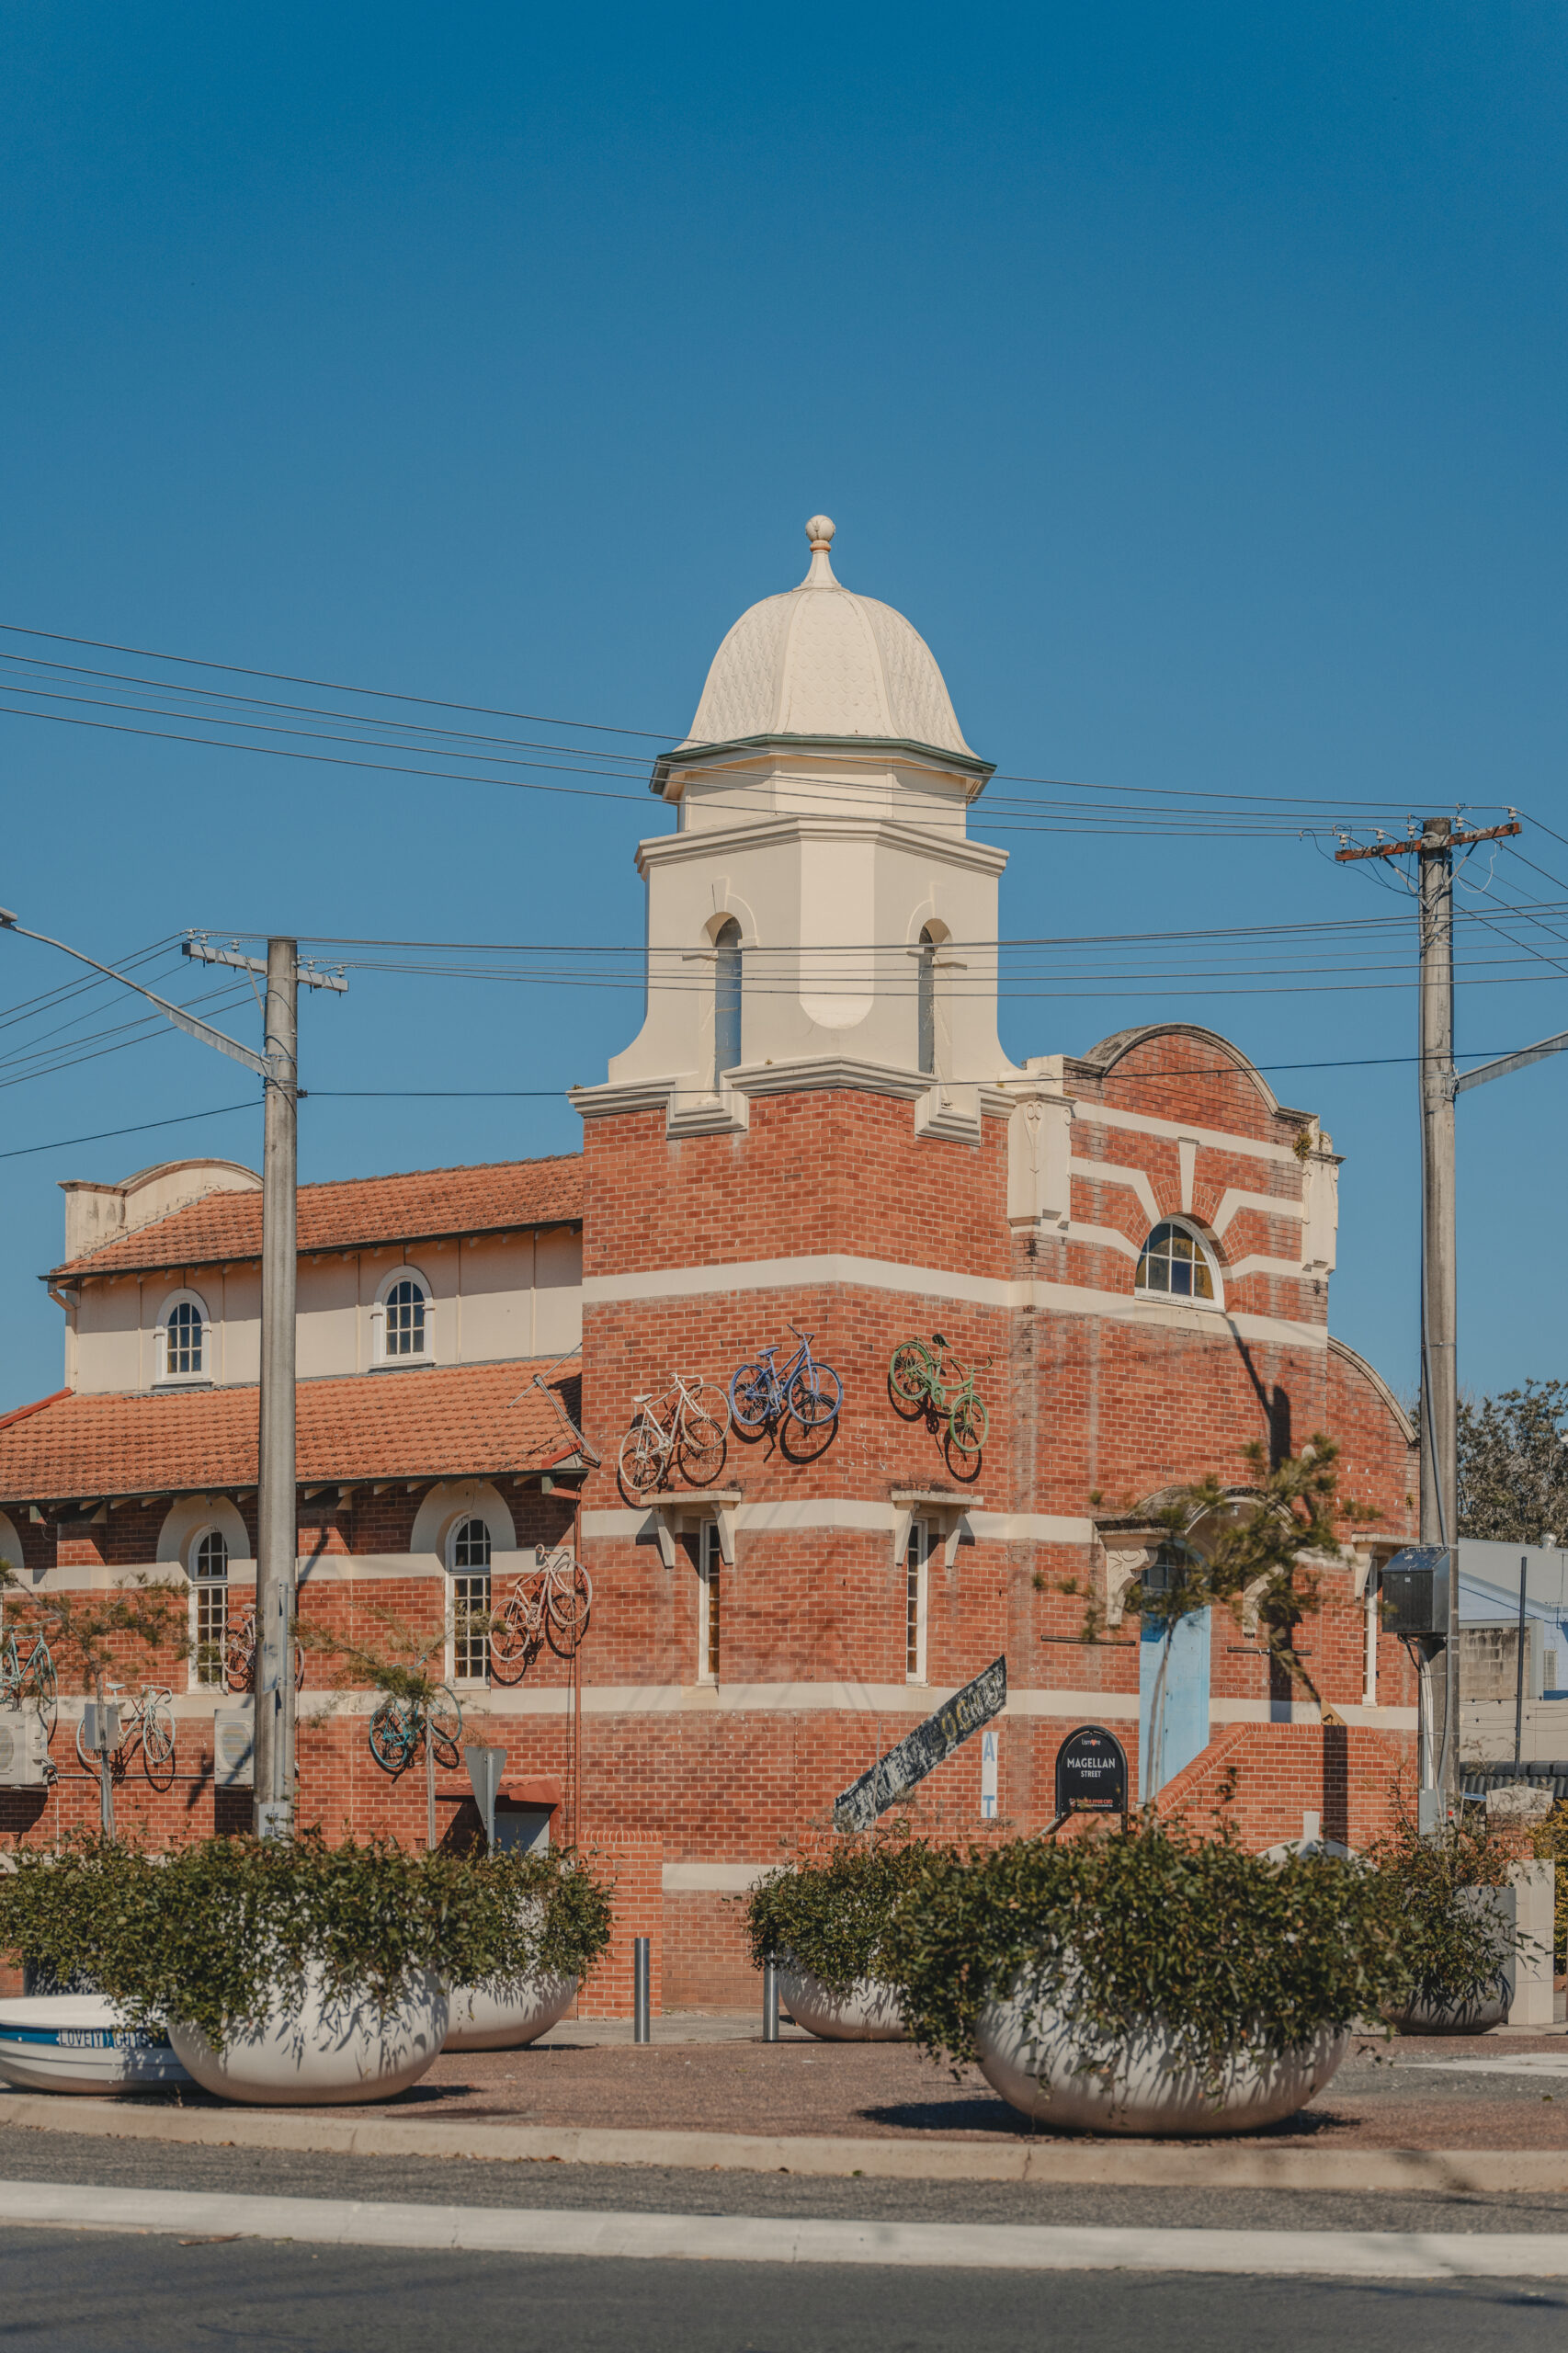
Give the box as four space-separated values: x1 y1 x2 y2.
0 1832 612 2053
1364 1811 1517 2022
881 1817 1407 2087
744 1837 937 1996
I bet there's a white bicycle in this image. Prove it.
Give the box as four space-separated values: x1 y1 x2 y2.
618 1372 731 1495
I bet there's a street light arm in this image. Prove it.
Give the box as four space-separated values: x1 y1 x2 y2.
1455 1028 1568 1096
0 915 268 1080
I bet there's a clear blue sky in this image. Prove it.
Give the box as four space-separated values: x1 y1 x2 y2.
1 3 1565 1414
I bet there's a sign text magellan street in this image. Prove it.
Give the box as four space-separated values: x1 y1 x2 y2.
834 1656 1007 1834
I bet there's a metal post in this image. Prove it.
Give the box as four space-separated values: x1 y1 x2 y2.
1506 1552 1516 1769
762 1954 779 2042
632 1936 651 2043
254 938 298 1839
1417 819 1459 1814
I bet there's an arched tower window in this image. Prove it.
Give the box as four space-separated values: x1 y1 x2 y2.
372 1267 433 1366
1135 1220 1221 1306
714 918 743 1085
155 1290 210 1385
917 926 937 1075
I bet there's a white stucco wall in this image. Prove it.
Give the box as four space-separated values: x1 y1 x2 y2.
65 1228 583 1395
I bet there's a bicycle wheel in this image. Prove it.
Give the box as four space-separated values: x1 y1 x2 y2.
678 1407 727 1484
223 1609 255 1694
142 1701 176 1773
889 1340 937 1407
426 1683 463 1769
619 1419 665 1495
489 1588 533 1671
368 1699 413 1773
691 1383 732 1436
547 1559 593 1641
28 1645 57 1742
947 1392 988 1459
787 1361 843 1428
729 1361 776 1432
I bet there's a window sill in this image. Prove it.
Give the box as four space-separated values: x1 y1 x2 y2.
154 1376 214 1391
1133 1289 1223 1313
369 1357 435 1374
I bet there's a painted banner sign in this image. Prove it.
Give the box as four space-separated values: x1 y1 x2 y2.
1053 1723 1129 1816
834 1655 1007 1835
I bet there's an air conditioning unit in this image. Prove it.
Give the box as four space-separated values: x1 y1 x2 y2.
0 1707 51 1788
213 1711 255 1789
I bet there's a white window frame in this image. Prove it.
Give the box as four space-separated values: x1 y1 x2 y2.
370 1264 434 1368
905 1519 930 1685
154 1289 212 1386
697 1520 721 1685
446 1512 493 1686
187 1524 230 1690
1133 1218 1224 1312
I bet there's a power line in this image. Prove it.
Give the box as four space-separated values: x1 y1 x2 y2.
0 1101 256 1162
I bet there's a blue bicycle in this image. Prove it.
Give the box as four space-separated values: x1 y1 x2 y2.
730 1324 843 1433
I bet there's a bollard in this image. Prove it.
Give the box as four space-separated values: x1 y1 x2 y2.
633 1936 651 2043
762 1953 779 2043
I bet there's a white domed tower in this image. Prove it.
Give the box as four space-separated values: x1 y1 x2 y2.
585 517 1019 1133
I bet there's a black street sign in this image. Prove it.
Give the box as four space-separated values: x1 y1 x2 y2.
1053 1724 1129 1817
834 1655 1007 1835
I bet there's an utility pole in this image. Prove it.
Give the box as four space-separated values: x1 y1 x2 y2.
186 938 344 1835
1336 815 1518 1817
0 915 344 1837
256 940 299 1837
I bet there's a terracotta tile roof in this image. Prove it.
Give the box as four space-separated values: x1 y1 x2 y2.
0 1361 585 1504
49 1155 584 1281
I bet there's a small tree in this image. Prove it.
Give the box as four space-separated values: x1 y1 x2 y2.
1085 1437 1376 1786
299 1598 488 1850
1458 1380 1568 1542
16 1574 190 1836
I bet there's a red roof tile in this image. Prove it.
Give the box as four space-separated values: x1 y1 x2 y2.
0 1361 584 1503
49 1155 583 1281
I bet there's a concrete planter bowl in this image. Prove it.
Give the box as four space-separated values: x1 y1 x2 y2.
0 1995 193 2095
976 1975 1349 2137
1386 1987 1508 2034
445 1973 579 2052
778 1964 908 2041
167 1966 449 2105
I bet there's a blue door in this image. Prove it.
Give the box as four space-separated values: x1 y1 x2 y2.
1139 1608 1211 1802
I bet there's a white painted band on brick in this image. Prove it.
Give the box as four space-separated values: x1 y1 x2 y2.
1209 1699 1419 1731
582 1505 1095 1545
1080 1101 1306 1163
662 1861 775 1891
4 2180 1567 2278
581 1251 1325 1347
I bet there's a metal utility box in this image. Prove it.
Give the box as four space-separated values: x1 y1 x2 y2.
1381 1545 1452 1638
0 1707 51 1787
80 1700 120 1756
213 1711 255 1789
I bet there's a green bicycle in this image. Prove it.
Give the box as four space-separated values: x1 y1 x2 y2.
889 1332 991 1462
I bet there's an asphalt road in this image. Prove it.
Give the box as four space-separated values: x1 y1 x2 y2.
1 2231 1566 2353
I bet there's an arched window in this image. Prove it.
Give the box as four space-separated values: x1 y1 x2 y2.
448 1515 492 1681
714 917 742 1085
373 1267 433 1365
916 926 937 1075
190 1527 229 1688
155 1291 210 1384
1136 1220 1221 1305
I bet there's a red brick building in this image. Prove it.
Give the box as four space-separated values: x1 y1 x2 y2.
0 517 1418 2006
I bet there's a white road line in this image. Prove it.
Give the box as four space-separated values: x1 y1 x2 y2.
1 2183 1568 2276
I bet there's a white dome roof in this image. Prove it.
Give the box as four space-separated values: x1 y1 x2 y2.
680 517 974 758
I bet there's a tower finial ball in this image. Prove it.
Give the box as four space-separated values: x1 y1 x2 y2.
805 515 835 550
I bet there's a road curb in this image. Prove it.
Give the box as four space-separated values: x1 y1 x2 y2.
4 2092 1568 2189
